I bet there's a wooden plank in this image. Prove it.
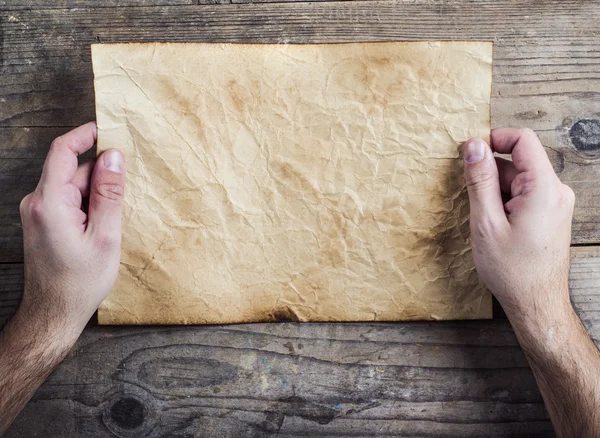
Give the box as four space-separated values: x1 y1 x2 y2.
1 2 598 127
1 0 194 9
0 0 352 7
568 246 600 330
6 322 554 437
0 264 22 329
0 2 597 263
196 0 379 4
2 246 600 435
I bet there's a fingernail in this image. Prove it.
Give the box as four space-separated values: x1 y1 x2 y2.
464 140 486 163
103 150 123 173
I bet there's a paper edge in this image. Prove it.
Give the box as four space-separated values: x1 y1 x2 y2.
93 41 494 325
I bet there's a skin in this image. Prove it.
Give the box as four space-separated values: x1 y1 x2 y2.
463 129 600 436
0 124 598 435
0 122 126 435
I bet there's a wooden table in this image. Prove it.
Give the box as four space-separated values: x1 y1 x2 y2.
1 1 599 436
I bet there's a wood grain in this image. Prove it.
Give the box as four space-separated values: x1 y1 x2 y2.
1 1 598 125
7 322 553 437
1 2 599 435
1 0 355 6
1 0 194 8
0 264 22 328
0 1 598 264
2 247 599 435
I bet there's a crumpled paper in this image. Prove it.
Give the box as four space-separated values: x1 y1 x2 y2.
92 42 493 325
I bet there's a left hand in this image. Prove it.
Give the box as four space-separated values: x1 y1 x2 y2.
15 122 126 345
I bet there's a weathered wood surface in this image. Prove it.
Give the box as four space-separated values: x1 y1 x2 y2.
7 322 554 437
1 1 600 436
0 263 21 328
0 0 342 7
0 0 195 8
0 1 599 263
2 247 599 436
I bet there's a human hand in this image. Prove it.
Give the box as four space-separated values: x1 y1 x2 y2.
463 128 574 320
16 122 125 347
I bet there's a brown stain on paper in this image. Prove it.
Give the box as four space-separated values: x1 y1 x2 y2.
92 42 493 325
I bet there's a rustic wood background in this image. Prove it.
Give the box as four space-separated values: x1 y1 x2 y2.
1 0 599 436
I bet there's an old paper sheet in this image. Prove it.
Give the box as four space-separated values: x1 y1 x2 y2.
93 42 493 325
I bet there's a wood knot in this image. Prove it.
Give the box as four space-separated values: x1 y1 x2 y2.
109 397 145 429
102 391 157 437
569 119 600 152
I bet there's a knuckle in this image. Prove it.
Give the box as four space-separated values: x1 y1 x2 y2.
512 172 536 192
471 214 506 242
465 170 496 192
511 173 521 188
20 193 45 222
49 136 66 151
473 216 496 238
94 230 120 253
94 180 124 202
519 127 538 140
19 194 32 217
561 184 575 206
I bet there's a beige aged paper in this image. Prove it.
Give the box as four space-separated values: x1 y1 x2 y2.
93 42 493 325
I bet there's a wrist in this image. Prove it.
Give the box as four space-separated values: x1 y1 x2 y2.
0 307 78 436
498 282 572 327
502 290 580 356
6 308 79 363
17 283 88 352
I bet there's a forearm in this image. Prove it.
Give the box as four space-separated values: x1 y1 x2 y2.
506 296 600 437
0 311 75 435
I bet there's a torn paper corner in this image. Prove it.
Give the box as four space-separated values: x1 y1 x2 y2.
92 41 493 325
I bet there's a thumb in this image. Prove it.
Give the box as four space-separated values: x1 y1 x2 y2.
463 139 507 231
87 149 126 245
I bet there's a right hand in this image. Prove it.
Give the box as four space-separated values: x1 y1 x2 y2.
462 128 575 319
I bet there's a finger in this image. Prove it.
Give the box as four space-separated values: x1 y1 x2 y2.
490 128 552 174
495 157 519 195
71 161 95 197
504 192 526 216
39 122 97 188
463 138 508 230
86 149 126 248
